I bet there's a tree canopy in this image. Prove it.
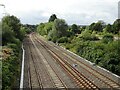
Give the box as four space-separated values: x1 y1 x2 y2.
48 19 68 42
112 19 120 34
48 14 57 22
71 24 80 34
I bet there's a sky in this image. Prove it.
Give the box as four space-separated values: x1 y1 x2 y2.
0 0 119 25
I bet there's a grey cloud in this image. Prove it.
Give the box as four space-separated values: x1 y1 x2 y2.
11 1 118 25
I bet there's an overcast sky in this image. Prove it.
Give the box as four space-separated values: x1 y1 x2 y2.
0 0 119 25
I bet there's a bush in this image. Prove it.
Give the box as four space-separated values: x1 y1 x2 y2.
7 43 20 53
51 36 58 43
80 29 99 41
102 34 113 43
90 35 99 41
58 37 68 43
2 56 20 90
2 46 21 90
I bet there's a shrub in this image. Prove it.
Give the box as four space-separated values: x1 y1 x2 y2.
102 34 113 43
58 37 68 43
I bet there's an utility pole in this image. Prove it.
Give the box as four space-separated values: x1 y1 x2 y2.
0 4 8 16
0 4 5 21
118 1 120 19
0 4 4 89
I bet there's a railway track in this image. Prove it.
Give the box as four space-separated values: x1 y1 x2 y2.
32 34 100 89
30 35 68 89
32 36 79 88
24 38 43 89
55 45 120 89
33 33 120 89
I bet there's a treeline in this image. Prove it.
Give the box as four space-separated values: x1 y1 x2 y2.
1 15 34 90
37 14 120 76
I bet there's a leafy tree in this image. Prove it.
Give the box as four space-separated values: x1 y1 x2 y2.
90 21 105 32
48 19 68 42
2 23 15 45
80 29 91 40
52 19 68 37
71 24 80 34
2 15 27 90
89 22 95 31
23 24 36 33
103 24 112 33
112 19 120 34
49 14 57 22
2 15 27 45
44 22 53 35
2 15 21 39
19 27 27 41
94 22 103 32
37 23 46 35
80 26 86 33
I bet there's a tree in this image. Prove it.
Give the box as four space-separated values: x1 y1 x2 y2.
37 23 46 35
2 23 15 45
2 15 21 39
24 24 37 32
71 24 80 34
44 22 53 35
81 29 91 40
103 24 112 33
52 19 68 37
48 19 68 42
49 14 57 22
2 15 27 45
2 15 24 90
19 27 27 41
112 19 120 34
93 22 103 32
89 23 95 31
89 21 105 32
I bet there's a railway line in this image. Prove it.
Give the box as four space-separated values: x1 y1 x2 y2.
30 35 67 89
42 40 120 89
34 33 120 89
24 38 43 88
24 35 78 89
22 33 120 89
33 35 99 89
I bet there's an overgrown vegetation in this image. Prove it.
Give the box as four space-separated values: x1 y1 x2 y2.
1 14 119 89
1 15 34 90
37 14 120 76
